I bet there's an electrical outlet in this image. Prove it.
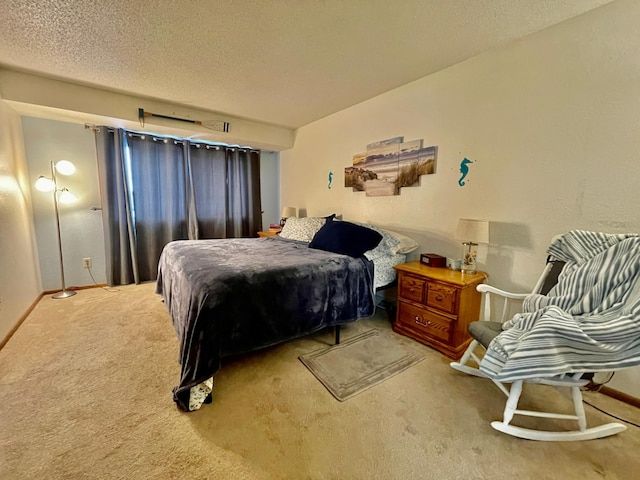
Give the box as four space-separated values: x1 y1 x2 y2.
83 257 92 269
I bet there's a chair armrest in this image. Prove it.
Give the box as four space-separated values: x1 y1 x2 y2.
476 284 529 323
477 284 529 300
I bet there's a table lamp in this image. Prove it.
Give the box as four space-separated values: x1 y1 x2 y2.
280 206 297 227
455 219 489 274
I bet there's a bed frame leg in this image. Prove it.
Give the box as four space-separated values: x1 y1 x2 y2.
335 325 341 345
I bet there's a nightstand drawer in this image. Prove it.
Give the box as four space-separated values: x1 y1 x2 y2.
426 282 458 315
397 301 451 343
399 275 426 303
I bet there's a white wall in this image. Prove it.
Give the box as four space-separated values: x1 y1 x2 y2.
280 0 640 396
22 117 107 290
0 99 41 342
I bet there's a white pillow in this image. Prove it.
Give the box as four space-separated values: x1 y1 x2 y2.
339 221 419 257
279 217 327 242
352 222 400 259
382 229 419 254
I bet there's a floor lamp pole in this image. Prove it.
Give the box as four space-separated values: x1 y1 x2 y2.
50 161 76 299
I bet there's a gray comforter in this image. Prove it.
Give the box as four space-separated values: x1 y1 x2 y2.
156 236 376 410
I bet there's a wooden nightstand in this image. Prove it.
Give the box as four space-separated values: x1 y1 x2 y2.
257 228 281 237
392 262 486 360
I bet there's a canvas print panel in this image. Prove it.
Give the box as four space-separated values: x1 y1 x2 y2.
345 136 438 196
397 143 438 189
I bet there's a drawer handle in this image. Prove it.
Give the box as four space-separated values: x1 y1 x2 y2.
436 294 443 301
414 316 431 327
409 288 416 293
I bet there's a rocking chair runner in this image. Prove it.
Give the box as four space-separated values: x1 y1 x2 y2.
450 235 631 441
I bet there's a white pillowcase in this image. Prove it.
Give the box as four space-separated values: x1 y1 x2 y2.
279 217 327 242
360 227 419 259
382 229 419 254
349 222 398 260
353 223 419 255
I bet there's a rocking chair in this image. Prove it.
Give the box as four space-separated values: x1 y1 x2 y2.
450 253 627 441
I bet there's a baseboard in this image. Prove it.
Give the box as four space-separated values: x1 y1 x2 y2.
0 292 44 351
599 386 640 409
43 284 108 295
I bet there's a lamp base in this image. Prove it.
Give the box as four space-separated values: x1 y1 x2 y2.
461 241 478 275
52 290 77 299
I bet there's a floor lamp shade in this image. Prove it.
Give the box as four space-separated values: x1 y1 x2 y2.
36 160 78 299
35 176 55 192
54 159 76 176
456 219 489 274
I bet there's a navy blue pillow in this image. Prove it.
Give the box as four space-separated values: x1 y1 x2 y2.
309 220 383 257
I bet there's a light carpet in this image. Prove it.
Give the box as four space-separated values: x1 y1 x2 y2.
299 328 425 401
1 283 640 480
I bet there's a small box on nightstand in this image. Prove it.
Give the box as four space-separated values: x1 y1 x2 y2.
419 253 446 268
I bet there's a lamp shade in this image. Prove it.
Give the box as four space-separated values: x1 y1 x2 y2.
55 160 76 176
280 206 297 218
58 188 77 204
456 219 489 244
35 176 55 192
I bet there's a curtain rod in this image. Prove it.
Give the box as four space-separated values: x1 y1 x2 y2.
97 126 257 152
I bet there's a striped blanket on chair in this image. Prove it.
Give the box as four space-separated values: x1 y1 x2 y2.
480 230 640 382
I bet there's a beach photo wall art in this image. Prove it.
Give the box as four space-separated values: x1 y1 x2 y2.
344 136 437 196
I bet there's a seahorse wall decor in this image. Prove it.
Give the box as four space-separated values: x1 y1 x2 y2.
328 171 333 189
458 158 473 186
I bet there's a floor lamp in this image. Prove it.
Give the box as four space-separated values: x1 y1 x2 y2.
35 160 78 299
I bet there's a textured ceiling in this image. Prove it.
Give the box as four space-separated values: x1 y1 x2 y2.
0 0 613 129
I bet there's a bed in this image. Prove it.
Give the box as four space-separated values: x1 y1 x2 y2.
156 217 416 411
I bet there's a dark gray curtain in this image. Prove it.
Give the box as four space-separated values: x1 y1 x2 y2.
95 128 262 286
189 145 230 238
224 147 262 238
127 134 190 281
95 128 136 285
